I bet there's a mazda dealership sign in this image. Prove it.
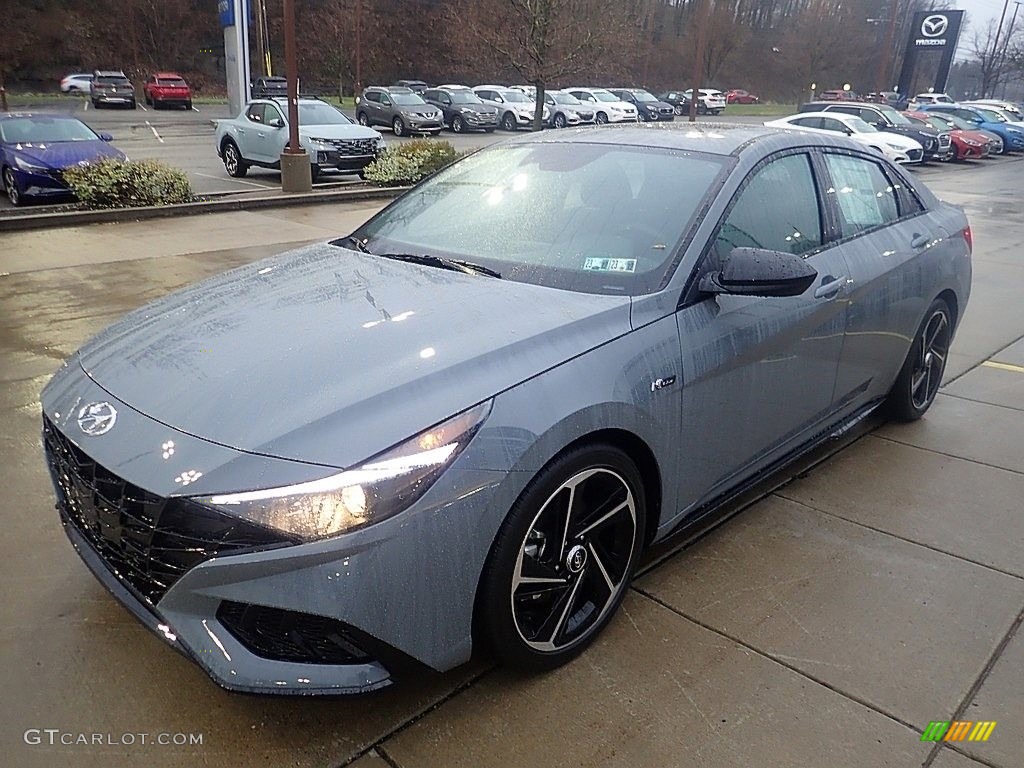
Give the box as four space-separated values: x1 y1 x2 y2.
898 9 965 94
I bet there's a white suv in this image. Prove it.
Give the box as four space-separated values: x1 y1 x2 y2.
685 89 727 115
911 93 955 107
565 88 638 123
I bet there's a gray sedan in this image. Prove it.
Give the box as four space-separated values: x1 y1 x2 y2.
41 125 970 695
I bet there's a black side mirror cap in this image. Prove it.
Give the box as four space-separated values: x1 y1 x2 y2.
702 247 818 298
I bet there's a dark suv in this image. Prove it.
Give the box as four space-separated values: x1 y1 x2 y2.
90 70 136 109
252 77 288 98
357 86 444 136
609 88 675 121
800 101 951 162
422 86 498 133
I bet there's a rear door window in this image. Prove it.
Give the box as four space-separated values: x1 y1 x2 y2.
823 153 900 237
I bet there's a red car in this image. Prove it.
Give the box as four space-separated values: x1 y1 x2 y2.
143 73 192 110
725 89 759 104
905 111 991 161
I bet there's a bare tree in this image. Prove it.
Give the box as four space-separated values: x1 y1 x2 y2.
453 0 635 130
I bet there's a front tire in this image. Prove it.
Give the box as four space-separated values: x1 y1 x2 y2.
451 115 466 133
4 167 24 206
553 112 567 129
392 116 406 137
595 111 608 125
886 298 952 421
478 444 645 671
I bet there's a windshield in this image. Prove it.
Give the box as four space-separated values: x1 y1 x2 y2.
550 92 581 105
975 108 1005 123
877 105 911 126
351 143 725 295
632 90 658 102
393 93 426 106
450 90 482 104
500 90 530 103
0 117 99 143
592 90 620 102
848 117 877 133
298 103 353 125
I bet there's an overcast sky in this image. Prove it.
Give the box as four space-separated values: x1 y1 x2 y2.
952 0 1021 59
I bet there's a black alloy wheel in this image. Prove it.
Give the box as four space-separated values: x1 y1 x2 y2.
479 445 645 670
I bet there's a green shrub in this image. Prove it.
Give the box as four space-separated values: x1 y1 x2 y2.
63 158 193 209
363 139 460 186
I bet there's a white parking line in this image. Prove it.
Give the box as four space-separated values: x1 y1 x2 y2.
145 121 165 143
192 106 201 113
83 100 89 111
138 102 148 112
194 172 270 189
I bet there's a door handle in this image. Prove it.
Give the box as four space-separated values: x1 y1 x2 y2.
911 233 930 249
814 276 849 299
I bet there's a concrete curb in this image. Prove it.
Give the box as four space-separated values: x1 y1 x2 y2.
0 185 407 232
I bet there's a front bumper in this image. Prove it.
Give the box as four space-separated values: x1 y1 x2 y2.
40 366 512 694
462 112 499 129
314 151 377 172
8 166 74 200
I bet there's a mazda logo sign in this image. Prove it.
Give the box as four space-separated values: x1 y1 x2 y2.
921 14 949 38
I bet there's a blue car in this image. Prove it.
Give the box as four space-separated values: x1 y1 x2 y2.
918 104 1024 153
1 113 126 206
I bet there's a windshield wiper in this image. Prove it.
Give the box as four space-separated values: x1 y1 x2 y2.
339 235 371 253
376 252 502 278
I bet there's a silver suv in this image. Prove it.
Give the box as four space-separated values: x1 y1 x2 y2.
472 86 549 131
356 86 444 136
90 70 136 110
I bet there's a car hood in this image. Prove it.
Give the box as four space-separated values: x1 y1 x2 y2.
6 140 125 169
75 243 632 468
299 124 380 141
875 131 922 149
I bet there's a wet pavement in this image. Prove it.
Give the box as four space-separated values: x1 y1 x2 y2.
1 157 1022 768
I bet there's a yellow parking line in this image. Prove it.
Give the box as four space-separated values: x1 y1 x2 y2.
982 360 1024 373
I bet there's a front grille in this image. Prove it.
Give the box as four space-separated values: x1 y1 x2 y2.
217 601 372 665
43 416 295 606
323 138 378 156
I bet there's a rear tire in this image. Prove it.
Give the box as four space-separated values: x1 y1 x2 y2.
886 298 952 422
357 112 369 126
477 444 645 671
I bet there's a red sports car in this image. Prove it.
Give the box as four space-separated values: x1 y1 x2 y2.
143 72 192 110
725 89 759 104
905 111 991 161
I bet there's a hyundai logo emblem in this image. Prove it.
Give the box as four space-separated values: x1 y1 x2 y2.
921 14 948 38
77 402 117 436
566 544 588 574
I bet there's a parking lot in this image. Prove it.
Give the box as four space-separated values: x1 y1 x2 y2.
0 96 534 208
1 149 1021 768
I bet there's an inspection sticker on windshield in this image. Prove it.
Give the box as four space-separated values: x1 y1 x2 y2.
583 258 637 273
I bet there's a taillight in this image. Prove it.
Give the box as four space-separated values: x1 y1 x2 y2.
963 225 973 254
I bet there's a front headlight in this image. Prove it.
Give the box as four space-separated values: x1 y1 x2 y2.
307 136 334 147
195 401 491 541
886 142 907 150
13 155 47 172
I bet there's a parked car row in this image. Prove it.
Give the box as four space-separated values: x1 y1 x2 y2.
60 70 194 110
766 96 1024 165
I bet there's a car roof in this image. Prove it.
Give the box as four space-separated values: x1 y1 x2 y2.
153 72 184 78
437 84 471 90
501 121 837 156
94 70 127 77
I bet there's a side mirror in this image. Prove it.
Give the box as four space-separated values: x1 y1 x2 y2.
702 247 818 298
98 132 113 142
268 117 284 128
